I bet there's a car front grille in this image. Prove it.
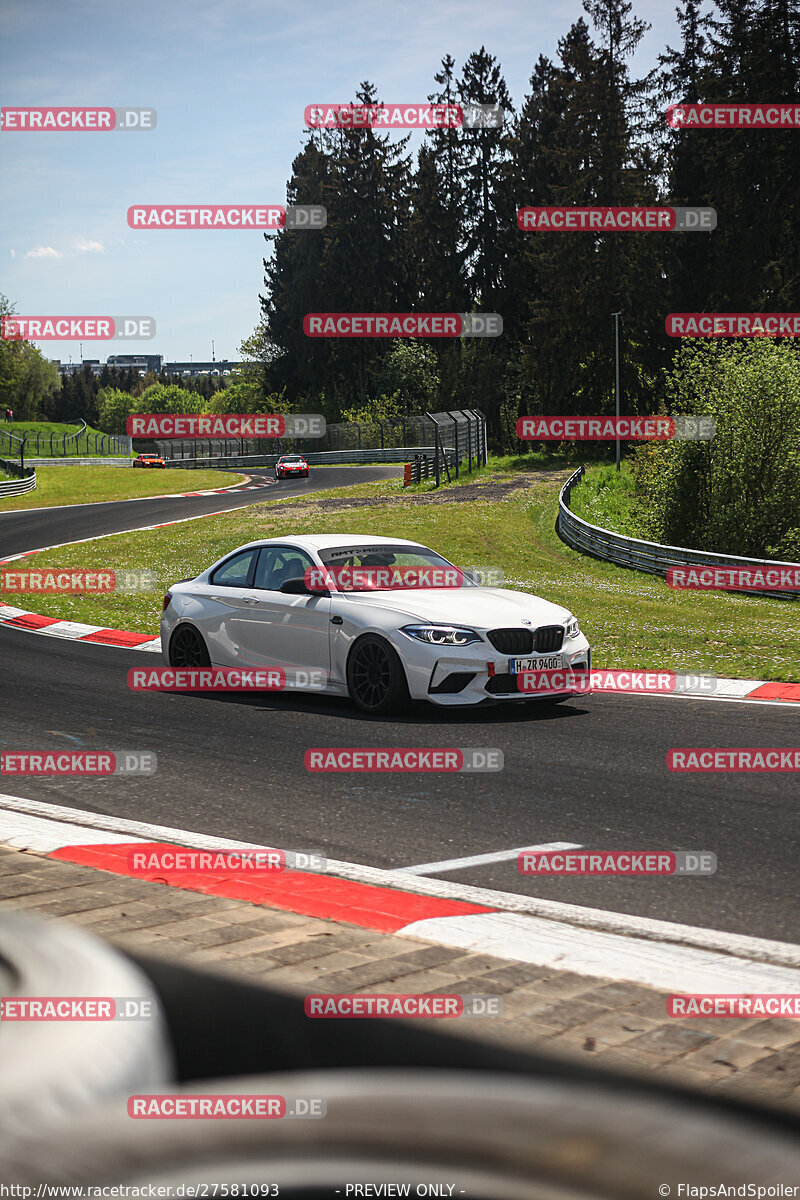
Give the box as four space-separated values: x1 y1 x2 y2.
486 628 534 654
486 626 565 654
535 626 564 653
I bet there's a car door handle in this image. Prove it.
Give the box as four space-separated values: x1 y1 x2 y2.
330 615 343 625
242 596 260 605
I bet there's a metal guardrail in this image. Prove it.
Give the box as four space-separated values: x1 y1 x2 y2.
0 468 36 496
558 465 800 599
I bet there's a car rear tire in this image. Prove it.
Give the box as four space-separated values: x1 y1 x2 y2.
168 625 211 669
346 634 409 716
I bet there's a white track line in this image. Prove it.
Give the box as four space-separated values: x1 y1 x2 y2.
400 842 583 875
0 791 797 971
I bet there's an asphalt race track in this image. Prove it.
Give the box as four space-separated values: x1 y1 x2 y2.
1 465 798 945
0 466 395 558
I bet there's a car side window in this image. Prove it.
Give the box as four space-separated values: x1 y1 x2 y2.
210 549 257 588
253 547 315 591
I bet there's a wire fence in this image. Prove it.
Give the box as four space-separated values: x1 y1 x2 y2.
156 410 488 487
0 420 131 460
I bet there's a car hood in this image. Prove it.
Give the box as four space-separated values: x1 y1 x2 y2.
335 586 571 628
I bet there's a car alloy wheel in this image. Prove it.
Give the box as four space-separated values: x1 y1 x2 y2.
169 625 210 668
347 634 409 715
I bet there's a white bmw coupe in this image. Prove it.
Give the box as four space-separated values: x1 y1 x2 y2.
161 535 591 715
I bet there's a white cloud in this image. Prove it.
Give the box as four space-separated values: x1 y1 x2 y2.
9 249 15 258
75 238 104 254
24 245 63 258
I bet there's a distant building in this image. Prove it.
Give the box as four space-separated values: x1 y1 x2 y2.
162 360 240 378
53 359 103 377
106 354 165 373
51 355 241 380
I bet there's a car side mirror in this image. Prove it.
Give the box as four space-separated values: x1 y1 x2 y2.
279 577 329 597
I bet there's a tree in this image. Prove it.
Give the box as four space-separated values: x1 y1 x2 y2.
0 293 61 419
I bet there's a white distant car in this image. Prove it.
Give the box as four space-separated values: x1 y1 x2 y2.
161 535 591 714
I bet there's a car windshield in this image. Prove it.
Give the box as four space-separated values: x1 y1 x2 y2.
317 543 475 591
282 457 304 463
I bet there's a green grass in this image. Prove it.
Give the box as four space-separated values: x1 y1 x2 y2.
0 421 131 458
568 462 649 539
9 458 798 682
0 465 243 510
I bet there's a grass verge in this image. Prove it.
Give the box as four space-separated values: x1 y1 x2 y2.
0 466 243 511
5 458 797 681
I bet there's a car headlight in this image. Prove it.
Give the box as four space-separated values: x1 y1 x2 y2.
565 616 580 639
401 624 482 647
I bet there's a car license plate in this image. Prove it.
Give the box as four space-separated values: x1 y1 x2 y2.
509 656 563 673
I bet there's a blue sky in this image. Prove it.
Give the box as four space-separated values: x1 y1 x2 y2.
1 0 680 365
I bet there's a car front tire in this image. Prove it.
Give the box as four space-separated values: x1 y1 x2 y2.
346 634 409 716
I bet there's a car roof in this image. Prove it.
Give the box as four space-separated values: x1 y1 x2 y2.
229 534 427 554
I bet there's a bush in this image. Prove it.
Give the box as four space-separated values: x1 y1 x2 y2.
631 340 800 558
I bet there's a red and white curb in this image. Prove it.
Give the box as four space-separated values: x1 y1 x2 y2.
1 594 799 700
0 604 161 650
1 792 798 995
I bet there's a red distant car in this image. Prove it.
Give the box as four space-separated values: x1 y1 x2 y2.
275 454 309 479
133 453 166 468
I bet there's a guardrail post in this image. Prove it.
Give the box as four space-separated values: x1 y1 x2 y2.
447 412 459 479
425 413 440 487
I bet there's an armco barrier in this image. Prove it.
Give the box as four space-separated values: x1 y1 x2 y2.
24 458 133 468
558 465 800 600
0 457 36 496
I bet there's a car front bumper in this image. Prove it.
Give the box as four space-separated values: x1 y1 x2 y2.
392 632 592 706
